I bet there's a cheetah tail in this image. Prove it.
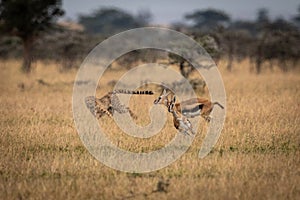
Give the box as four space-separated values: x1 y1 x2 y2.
114 89 154 95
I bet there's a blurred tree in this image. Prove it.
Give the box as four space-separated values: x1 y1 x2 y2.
256 8 270 24
256 8 271 33
254 30 300 73
0 0 64 73
255 8 273 73
216 29 254 71
79 7 150 35
33 27 95 71
254 7 298 74
167 34 220 78
136 9 152 25
185 9 230 31
229 20 257 36
171 21 189 33
0 36 22 59
270 17 298 32
292 5 300 27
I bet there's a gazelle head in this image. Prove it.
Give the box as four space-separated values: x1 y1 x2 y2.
153 89 170 106
168 95 176 113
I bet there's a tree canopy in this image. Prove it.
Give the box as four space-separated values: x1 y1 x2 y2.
79 7 151 35
185 9 230 31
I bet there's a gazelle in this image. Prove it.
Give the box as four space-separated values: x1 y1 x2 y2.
168 96 195 135
153 89 224 122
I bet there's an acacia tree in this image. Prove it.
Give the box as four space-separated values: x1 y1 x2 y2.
79 8 150 35
167 34 220 78
0 0 64 73
185 9 230 32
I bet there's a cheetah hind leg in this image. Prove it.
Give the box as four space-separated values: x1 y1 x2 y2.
110 97 135 119
127 108 138 120
112 104 137 120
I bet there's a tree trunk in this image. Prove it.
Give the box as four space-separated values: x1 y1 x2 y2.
22 38 33 73
255 32 268 74
227 46 234 72
256 57 262 74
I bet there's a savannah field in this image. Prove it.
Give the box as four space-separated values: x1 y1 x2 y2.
0 59 299 200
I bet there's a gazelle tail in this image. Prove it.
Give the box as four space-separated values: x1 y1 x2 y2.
213 102 224 109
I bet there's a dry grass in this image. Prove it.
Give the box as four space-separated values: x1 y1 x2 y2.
0 59 299 200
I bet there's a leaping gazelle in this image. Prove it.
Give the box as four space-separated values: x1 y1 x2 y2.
153 89 224 122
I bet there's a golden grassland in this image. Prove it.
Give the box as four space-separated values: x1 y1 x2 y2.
0 59 299 199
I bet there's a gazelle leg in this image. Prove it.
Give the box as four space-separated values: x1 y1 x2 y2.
201 114 212 122
190 128 196 135
184 131 191 136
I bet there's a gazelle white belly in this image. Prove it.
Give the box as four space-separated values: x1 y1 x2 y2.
182 110 201 118
182 104 202 118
